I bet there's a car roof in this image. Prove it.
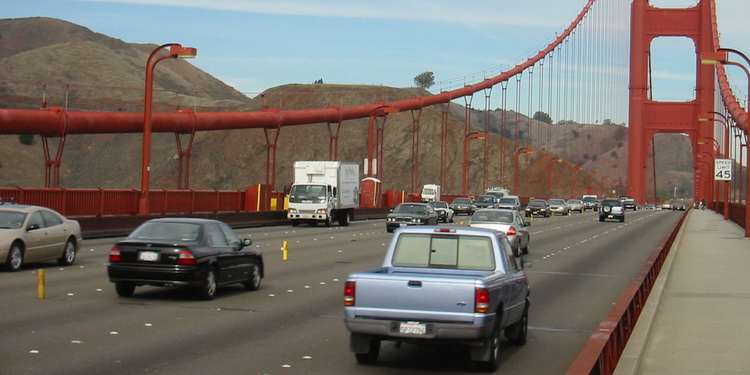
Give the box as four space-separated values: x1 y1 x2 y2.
145 217 221 225
0 204 44 213
395 225 507 238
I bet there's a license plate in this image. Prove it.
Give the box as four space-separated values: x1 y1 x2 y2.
399 223 407 227
399 321 426 335
138 251 160 261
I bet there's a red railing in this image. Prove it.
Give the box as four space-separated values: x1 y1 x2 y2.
566 208 689 374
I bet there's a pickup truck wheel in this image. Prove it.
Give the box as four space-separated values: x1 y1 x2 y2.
477 323 501 372
506 301 529 345
354 337 380 364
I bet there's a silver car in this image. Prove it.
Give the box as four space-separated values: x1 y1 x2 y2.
468 209 530 257
547 199 569 216
0 202 82 271
567 199 584 213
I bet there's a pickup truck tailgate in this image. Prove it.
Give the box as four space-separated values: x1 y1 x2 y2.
350 269 490 322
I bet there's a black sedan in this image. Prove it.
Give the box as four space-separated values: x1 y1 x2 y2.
524 199 549 217
107 218 263 300
386 202 439 232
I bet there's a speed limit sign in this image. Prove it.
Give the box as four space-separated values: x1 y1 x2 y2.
715 159 732 181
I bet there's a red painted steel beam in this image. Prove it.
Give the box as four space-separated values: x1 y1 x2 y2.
0 1 596 137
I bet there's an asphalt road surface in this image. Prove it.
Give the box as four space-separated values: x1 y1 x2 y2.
0 209 683 374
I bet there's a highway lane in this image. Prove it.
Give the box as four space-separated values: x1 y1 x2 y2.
0 209 684 374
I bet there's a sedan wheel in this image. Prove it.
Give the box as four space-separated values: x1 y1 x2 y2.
58 240 76 266
5 244 23 272
243 263 262 291
198 269 218 300
115 281 136 297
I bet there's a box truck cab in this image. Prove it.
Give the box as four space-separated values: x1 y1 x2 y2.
287 161 359 227
420 184 441 202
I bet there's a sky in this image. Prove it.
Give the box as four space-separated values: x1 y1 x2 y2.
4 0 750 106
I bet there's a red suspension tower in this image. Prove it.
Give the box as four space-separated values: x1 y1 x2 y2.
628 0 717 204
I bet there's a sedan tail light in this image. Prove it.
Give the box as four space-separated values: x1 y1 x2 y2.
344 281 356 306
506 226 517 236
109 247 121 262
177 250 196 265
475 288 490 313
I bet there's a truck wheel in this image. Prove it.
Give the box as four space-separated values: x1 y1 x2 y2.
476 322 501 372
506 300 529 345
354 337 380 364
340 211 351 226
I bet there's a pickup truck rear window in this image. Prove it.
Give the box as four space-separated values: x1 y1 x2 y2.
391 233 495 271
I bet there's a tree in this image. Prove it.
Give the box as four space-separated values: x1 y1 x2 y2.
313 78 324 84
533 111 552 124
413 71 435 89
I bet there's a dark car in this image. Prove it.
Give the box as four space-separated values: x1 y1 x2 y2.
582 196 600 211
472 195 498 210
427 200 455 223
599 199 625 222
386 203 439 232
107 218 263 300
524 199 549 217
450 197 474 216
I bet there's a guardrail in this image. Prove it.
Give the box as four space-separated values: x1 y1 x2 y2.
566 208 689 374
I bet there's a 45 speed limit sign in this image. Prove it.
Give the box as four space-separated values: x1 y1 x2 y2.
715 159 732 181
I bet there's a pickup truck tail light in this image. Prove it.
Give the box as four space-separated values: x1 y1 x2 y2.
344 281 356 306
475 288 490 313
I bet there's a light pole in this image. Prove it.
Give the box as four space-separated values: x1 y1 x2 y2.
514 147 533 195
699 113 731 219
587 171 599 196
462 131 486 195
570 165 584 199
697 152 716 208
139 43 197 216
546 157 562 198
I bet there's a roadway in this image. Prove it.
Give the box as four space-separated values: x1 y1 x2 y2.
0 208 684 374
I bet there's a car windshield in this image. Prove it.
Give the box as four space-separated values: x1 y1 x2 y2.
529 200 545 206
392 233 495 271
471 211 514 224
498 198 516 204
129 222 202 242
394 204 427 214
428 202 448 209
0 211 26 229
568 200 582 204
452 198 472 204
549 199 565 205
476 196 494 203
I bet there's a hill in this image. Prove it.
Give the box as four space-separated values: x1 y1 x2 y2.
0 17 693 200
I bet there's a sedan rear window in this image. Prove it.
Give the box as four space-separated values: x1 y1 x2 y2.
129 222 201 242
392 233 495 271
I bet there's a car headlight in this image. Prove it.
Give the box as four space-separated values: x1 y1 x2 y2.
316 208 329 214
288 208 298 213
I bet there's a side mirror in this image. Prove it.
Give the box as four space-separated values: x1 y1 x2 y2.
242 238 253 247
27 224 41 231
524 221 531 226
520 254 532 269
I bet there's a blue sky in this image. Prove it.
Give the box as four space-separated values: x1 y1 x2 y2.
5 0 750 105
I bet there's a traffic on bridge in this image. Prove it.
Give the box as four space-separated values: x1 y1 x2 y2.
1 0 749 374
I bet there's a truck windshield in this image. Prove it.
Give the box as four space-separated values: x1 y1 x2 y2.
391 233 495 271
289 185 327 203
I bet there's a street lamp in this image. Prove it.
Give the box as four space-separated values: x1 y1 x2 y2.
139 43 197 216
586 171 599 196
697 152 716 208
514 147 533 195
546 157 562 198
701 49 750 236
699 112 731 219
462 131 486 195
570 165 584 199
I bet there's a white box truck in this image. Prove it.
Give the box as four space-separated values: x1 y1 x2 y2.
287 161 360 227
420 184 441 202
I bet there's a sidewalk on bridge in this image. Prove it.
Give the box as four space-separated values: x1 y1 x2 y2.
614 208 750 374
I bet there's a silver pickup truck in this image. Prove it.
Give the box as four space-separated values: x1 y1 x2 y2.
343 226 531 371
